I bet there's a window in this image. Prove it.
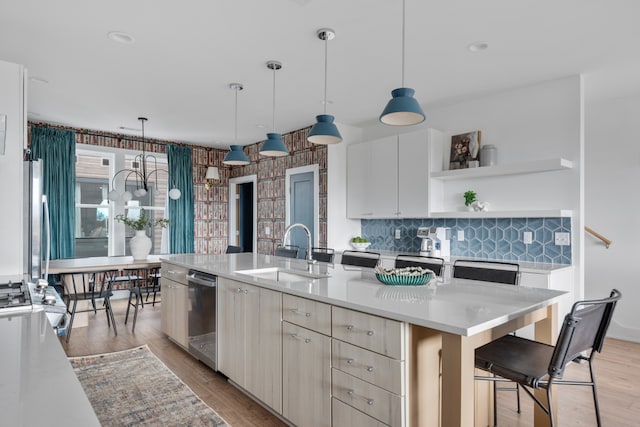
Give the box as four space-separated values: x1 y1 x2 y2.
74 145 168 257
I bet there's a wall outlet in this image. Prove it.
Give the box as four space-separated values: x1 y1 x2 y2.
395 228 401 239
555 232 570 246
265 226 270 236
523 231 533 244
457 230 465 241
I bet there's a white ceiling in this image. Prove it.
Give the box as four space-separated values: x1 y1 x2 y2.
1 0 639 148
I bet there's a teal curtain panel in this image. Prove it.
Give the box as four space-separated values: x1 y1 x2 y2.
30 126 76 259
167 144 194 253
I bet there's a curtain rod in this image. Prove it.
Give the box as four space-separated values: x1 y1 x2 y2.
29 122 194 149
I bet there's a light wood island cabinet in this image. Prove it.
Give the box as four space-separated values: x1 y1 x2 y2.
160 263 189 348
217 277 282 413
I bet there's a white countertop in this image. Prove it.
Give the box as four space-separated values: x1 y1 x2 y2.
0 309 100 427
161 253 566 336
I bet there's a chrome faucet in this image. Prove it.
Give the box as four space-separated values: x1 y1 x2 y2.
282 223 314 266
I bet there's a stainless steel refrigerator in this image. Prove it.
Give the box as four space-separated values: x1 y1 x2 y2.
23 159 50 281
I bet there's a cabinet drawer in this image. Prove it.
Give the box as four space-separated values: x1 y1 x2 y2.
332 306 404 359
332 398 387 427
332 339 404 395
282 294 331 335
161 263 189 284
332 369 404 427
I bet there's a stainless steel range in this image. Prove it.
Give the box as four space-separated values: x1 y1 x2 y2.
0 278 33 314
0 277 66 333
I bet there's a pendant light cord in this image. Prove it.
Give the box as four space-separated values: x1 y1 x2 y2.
401 0 406 87
323 34 328 114
272 66 277 132
234 86 239 142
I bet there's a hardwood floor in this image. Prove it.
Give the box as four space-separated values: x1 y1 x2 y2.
59 298 640 426
59 298 286 427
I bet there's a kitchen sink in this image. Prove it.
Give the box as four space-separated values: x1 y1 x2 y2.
234 267 329 282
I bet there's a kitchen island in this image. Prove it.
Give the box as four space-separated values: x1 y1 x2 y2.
161 253 566 427
0 309 100 427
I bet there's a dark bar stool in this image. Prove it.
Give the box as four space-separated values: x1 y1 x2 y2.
64 269 118 343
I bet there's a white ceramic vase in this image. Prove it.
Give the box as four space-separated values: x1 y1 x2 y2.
130 230 152 260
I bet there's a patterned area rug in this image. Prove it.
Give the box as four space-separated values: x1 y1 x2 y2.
69 345 229 426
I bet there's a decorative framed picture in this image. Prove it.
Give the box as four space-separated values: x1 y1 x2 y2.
449 130 481 170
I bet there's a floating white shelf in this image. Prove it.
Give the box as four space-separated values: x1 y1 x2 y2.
430 158 573 181
428 209 573 219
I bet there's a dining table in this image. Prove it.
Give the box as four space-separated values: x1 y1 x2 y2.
48 255 163 328
48 255 162 275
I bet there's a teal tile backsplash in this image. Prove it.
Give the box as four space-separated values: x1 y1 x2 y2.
361 217 571 264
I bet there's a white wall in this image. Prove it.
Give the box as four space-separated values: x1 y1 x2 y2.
0 60 25 276
327 122 362 251
358 76 584 300
584 89 640 342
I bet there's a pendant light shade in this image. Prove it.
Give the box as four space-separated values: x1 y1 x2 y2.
308 114 341 144
223 83 250 166
380 87 425 125
260 60 288 157
223 145 250 165
261 133 289 157
380 0 425 126
308 28 342 145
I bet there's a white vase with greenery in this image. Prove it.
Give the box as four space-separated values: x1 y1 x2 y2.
115 209 169 260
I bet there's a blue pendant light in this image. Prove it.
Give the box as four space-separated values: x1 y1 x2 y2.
380 0 425 126
260 61 288 157
223 83 250 166
224 145 249 165
308 28 342 145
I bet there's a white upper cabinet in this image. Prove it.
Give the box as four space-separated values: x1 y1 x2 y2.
347 135 397 218
347 129 437 219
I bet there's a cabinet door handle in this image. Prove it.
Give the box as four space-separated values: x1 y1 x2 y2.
346 324 354 331
366 366 375 372
346 389 374 406
290 308 311 317
346 358 354 365
366 330 375 336
236 288 243 293
291 334 311 344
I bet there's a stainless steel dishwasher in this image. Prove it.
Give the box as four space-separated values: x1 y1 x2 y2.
187 270 217 371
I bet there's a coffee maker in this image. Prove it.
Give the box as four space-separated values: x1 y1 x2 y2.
417 227 451 257
417 227 435 256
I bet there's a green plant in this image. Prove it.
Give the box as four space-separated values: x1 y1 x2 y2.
464 190 477 206
115 209 169 231
351 236 369 243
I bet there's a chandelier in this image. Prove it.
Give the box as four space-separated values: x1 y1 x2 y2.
108 117 181 202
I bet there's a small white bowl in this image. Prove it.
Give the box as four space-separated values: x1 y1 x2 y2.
351 242 371 251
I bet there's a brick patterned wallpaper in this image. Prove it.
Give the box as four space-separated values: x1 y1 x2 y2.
29 122 327 256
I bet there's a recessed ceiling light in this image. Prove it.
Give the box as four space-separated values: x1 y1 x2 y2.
467 41 489 52
107 31 135 44
29 76 49 84
255 124 267 129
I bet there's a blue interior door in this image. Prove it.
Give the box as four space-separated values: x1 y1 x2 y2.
289 171 314 259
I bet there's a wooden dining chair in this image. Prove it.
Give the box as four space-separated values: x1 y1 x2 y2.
64 269 119 342
395 254 445 276
340 250 380 268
